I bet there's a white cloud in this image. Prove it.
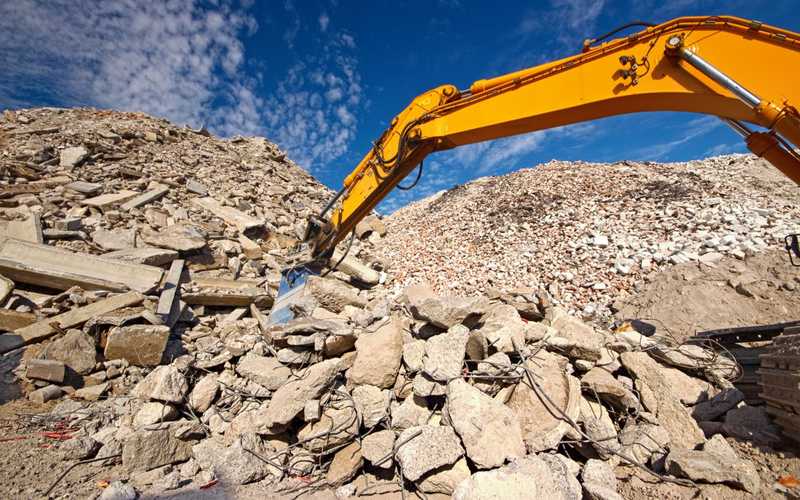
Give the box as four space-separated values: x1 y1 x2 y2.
0 0 366 174
319 12 330 32
0 0 255 134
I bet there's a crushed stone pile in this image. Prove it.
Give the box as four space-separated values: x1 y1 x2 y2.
374 157 800 323
0 108 794 499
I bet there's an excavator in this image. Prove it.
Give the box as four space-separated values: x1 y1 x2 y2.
270 15 800 323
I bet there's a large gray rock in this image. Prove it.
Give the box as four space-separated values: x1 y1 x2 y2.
40 329 96 375
411 295 486 329
581 367 640 413
395 425 464 481
692 387 745 421
141 223 207 252
349 319 403 388
192 433 277 484
188 373 218 413
446 379 525 469
361 429 395 469
423 324 469 381
235 354 291 391
132 365 189 404
306 275 366 312
453 455 567 500
582 459 623 500
104 325 170 367
122 429 192 472
474 304 525 354
391 395 433 430
665 434 760 493
619 352 705 449
418 458 471 495
352 384 391 428
506 351 580 452
255 358 340 432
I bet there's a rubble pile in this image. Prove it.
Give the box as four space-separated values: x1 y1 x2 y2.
0 108 788 499
376 156 800 321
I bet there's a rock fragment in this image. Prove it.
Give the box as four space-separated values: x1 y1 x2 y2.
395 425 464 482
349 319 403 388
104 325 170 366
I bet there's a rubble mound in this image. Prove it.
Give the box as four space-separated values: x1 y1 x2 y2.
376 156 800 321
0 108 796 499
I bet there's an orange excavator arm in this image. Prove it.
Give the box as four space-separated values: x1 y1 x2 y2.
306 15 800 259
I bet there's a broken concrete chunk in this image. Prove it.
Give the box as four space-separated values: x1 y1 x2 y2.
391 396 433 431
104 325 170 366
29 384 62 404
617 419 670 465
74 381 109 401
39 329 96 375
104 247 179 266
235 354 291 391
619 351 705 449
423 324 469 382
26 359 65 383
665 434 760 493
132 365 189 404
547 309 605 361
326 440 363 486
238 235 263 260
185 179 208 196
446 378 525 469
402 339 426 373
582 459 624 500
580 397 620 460
581 367 640 413
475 304 526 354
121 184 169 211
349 319 403 388
452 456 566 500
306 275 366 313
411 295 486 329
141 223 207 252
82 190 138 210
352 384 391 429
361 429 395 469
193 197 263 235
60 146 89 168
92 228 137 251
418 457 471 495
506 351 580 453
297 403 360 453
329 250 380 285
0 238 163 293
395 425 464 482
189 373 218 413
2 215 43 244
123 428 192 472
133 402 178 427
692 387 745 422
254 358 340 432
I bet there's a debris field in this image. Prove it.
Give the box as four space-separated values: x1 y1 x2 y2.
0 107 797 499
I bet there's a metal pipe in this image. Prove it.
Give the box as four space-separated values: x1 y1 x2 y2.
722 118 752 137
677 46 761 108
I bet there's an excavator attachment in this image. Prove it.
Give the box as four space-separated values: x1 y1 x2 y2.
268 265 318 324
787 234 800 267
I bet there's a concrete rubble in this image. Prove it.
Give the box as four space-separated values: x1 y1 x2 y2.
0 108 788 499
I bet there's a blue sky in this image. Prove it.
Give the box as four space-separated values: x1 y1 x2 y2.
1 0 798 213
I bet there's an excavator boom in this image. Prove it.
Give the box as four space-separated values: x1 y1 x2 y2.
270 15 800 323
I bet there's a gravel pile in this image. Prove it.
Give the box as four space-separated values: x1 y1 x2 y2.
375 156 800 322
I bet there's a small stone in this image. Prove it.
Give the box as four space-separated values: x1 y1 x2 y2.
304 399 321 422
